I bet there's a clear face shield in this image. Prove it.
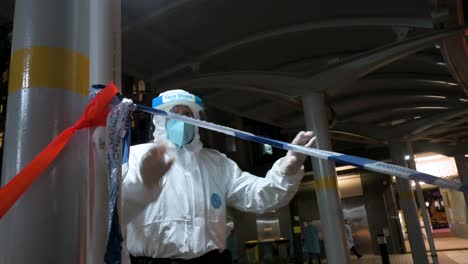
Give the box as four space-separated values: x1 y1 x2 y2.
152 104 207 150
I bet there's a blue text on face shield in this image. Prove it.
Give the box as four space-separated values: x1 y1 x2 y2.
165 119 195 147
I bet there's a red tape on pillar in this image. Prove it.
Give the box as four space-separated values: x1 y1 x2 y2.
0 82 120 219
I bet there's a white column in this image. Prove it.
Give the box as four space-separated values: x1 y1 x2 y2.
0 0 90 262
302 92 350 264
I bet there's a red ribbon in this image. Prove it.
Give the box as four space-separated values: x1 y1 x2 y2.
0 82 120 219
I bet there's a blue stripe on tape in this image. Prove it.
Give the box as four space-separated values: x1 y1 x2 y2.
122 128 130 164
408 173 437 184
328 154 375 169
152 94 204 108
137 104 168 116
459 185 468 193
235 132 285 149
152 96 163 108
131 102 468 194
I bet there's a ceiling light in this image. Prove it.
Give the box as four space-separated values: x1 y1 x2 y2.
336 165 356 172
411 181 426 187
424 95 446 99
414 107 448 110
415 154 444 162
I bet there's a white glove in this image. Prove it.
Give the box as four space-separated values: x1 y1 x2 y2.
139 143 174 188
281 131 316 176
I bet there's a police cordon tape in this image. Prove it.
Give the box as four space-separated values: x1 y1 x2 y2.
1 82 466 221
135 104 468 194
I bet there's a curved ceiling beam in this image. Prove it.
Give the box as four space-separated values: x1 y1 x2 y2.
202 97 280 127
431 131 468 143
329 130 380 144
149 17 434 81
122 0 195 33
363 72 456 83
350 109 450 126
436 0 468 95
333 95 450 114
332 74 463 97
269 50 444 72
304 27 464 93
158 27 464 99
331 88 467 104
157 72 308 96
411 117 468 140
334 122 389 141
340 101 452 121
391 108 468 137
431 126 468 137
332 111 468 143
185 82 303 111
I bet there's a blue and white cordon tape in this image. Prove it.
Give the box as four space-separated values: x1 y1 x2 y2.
135 104 468 194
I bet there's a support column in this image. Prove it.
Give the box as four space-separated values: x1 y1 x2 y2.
88 0 121 262
234 116 249 169
455 153 468 184
302 92 350 264
389 140 429 264
0 0 90 263
454 152 468 214
383 180 407 253
90 0 120 85
406 143 438 264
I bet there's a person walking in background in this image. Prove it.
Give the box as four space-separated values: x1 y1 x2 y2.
303 221 321 264
344 219 362 259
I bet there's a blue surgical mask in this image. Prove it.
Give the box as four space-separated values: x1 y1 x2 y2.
165 119 195 147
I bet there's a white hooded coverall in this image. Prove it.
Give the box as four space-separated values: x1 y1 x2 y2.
123 114 304 259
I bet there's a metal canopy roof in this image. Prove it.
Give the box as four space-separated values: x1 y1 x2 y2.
120 0 467 152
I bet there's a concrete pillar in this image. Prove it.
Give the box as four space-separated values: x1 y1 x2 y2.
302 92 350 264
405 143 438 264
455 153 468 184
90 0 120 86
454 152 468 214
234 116 249 169
389 140 429 264
0 0 90 263
383 180 407 253
88 0 121 262
361 172 406 254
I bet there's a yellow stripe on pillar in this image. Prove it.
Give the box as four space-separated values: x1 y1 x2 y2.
9 46 89 96
314 176 338 191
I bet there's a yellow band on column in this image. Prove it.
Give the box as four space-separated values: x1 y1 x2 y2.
314 176 338 191
9 46 89 96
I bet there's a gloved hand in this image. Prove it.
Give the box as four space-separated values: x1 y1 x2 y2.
139 143 174 188
281 131 316 176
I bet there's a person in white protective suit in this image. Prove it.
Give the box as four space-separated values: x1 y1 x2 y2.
122 89 315 263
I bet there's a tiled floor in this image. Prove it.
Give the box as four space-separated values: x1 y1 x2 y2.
344 236 468 264
243 236 468 263
405 236 468 252
347 251 468 264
